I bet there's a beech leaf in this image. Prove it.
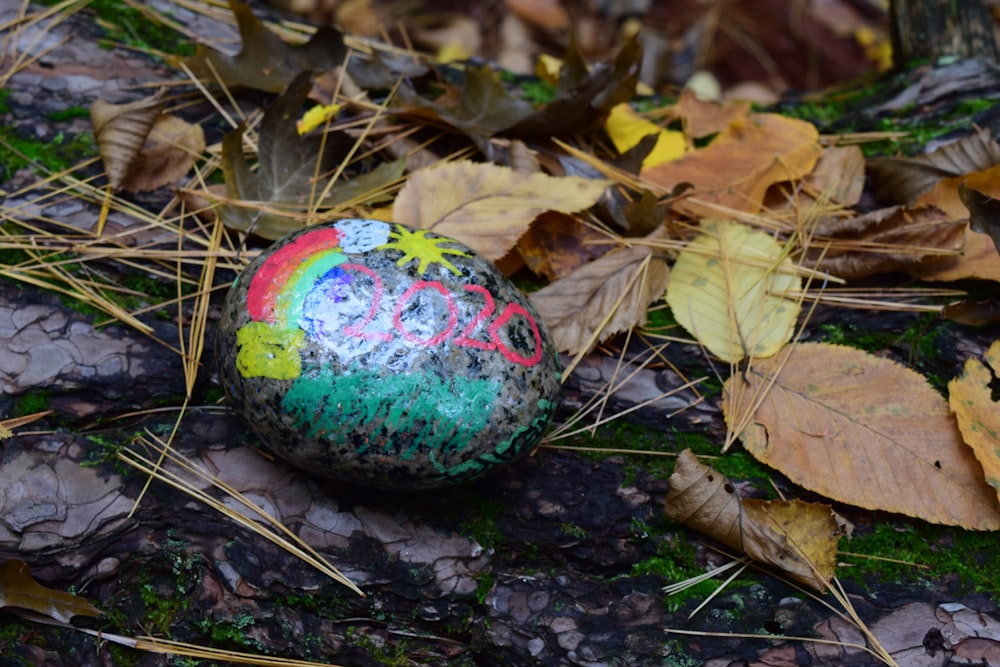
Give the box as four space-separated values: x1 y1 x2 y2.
666 220 801 363
392 161 608 259
949 340 1000 501
723 342 1000 530
529 226 670 354
0 559 101 624
180 0 346 93
664 449 842 590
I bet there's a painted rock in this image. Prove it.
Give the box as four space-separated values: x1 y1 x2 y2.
216 219 561 490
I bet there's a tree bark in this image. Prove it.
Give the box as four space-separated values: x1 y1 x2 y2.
890 0 999 67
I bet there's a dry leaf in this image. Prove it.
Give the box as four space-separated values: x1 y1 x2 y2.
664 449 841 590
392 161 608 260
942 298 1000 326
180 0 346 94
810 205 966 281
604 103 686 168
949 340 1000 501
867 128 1000 205
666 220 801 363
724 342 1000 530
960 177 1000 257
505 0 568 29
672 88 751 140
119 114 205 193
91 91 165 190
641 113 822 216
515 211 615 281
529 226 670 354
801 145 866 209
0 559 101 623
911 168 1000 282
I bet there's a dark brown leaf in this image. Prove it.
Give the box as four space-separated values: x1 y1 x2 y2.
0 559 101 624
180 0 346 94
959 179 1000 256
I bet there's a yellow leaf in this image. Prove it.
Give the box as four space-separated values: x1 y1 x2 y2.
666 220 801 363
393 161 608 260
949 339 1000 500
664 450 842 590
605 103 686 168
297 102 342 135
724 343 1000 530
529 226 670 354
437 42 470 63
535 53 562 84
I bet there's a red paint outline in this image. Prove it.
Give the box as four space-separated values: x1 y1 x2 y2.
453 284 496 351
489 302 544 367
393 280 457 346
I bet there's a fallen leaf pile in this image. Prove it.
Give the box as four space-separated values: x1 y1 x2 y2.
72 0 1000 590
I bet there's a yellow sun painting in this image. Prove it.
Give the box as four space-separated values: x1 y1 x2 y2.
378 227 469 275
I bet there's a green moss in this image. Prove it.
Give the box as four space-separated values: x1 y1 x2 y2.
13 390 50 417
46 106 92 122
842 522 1000 598
0 125 96 181
39 0 195 57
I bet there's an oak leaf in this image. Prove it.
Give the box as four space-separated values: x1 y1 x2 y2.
723 342 1000 530
218 73 399 239
641 113 822 216
0 559 101 624
666 220 801 363
180 0 346 94
949 340 1000 501
664 449 842 590
529 226 670 354
392 161 608 259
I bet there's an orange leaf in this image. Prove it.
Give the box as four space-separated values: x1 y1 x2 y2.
672 88 751 140
664 450 843 590
723 343 1000 530
641 113 822 216
949 340 1000 500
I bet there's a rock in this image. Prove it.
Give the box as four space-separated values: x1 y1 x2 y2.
216 219 561 490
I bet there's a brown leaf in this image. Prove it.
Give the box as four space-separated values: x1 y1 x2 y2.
949 340 1000 502
641 113 822 216
118 114 205 193
516 212 615 281
960 177 1000 257
529 226 670 354
91 90 165 190
810 205 966 280
866 128 1000 205
664 450 842 591
942 298 1000 326
180 0 346 94
723 343 1000 530
0 559 101 624
392 160 608 260
217 72 372 240
672 88 751 140
505 0 569 29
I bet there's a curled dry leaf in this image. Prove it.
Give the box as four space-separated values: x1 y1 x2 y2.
666 220 801 363
810 205 966 281
867 128 1000 205
91 91 164 190
0 559 101 624
949 340 1000 501
516 211 615 281
664 449 842 591
529 226 670 355
392 160 608 260
641 113 822 217
120 115 205 193
723 342 1000 530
